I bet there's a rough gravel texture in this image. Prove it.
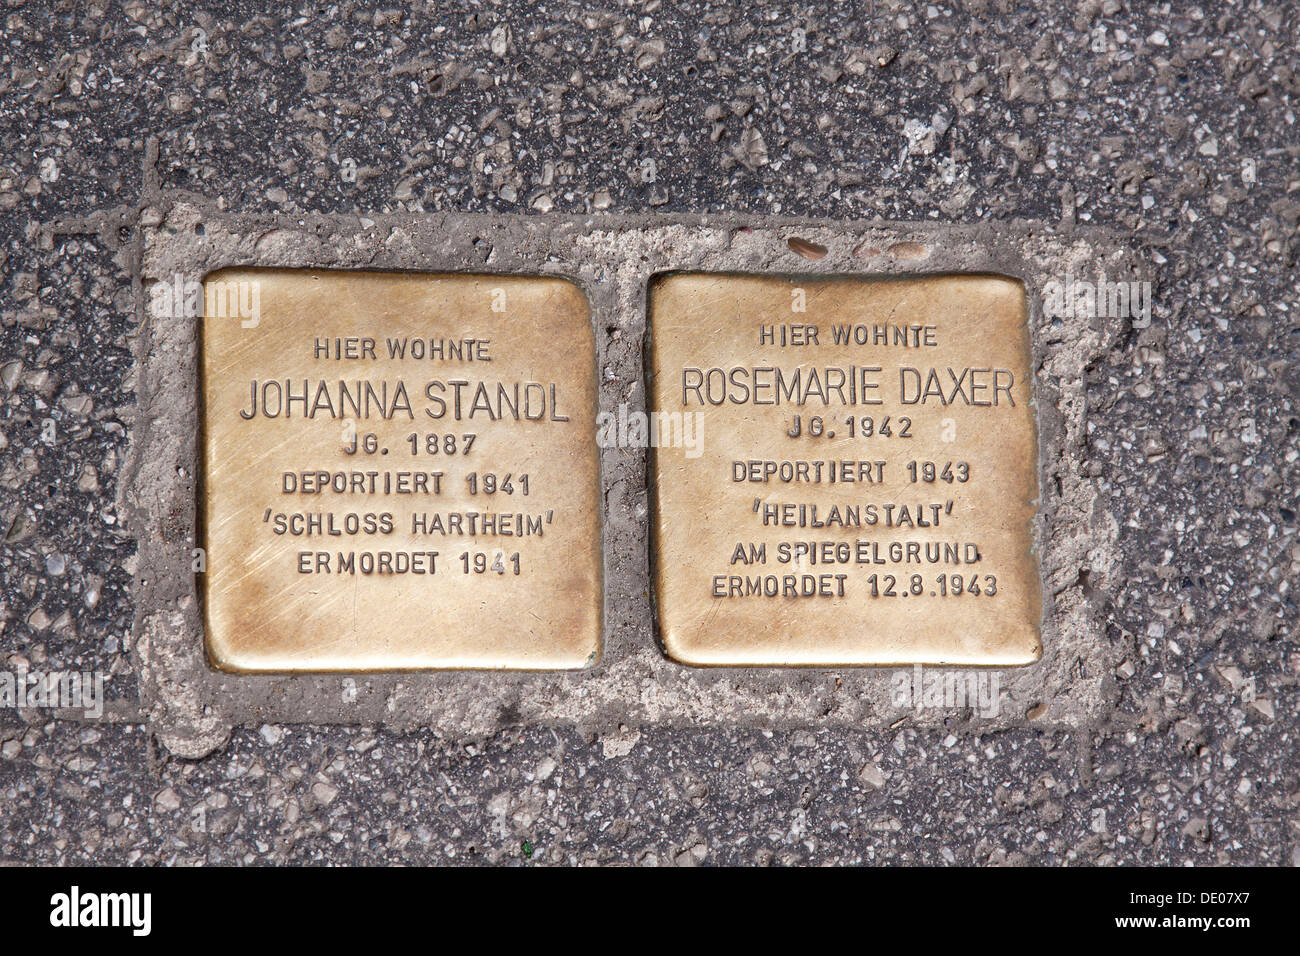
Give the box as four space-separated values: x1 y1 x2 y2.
1 1 1297 865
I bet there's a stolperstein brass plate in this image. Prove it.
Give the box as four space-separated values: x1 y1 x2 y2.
647 273 1041 667
199 269 602 672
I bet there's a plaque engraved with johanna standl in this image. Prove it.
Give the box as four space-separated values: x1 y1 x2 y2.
200 269 602 672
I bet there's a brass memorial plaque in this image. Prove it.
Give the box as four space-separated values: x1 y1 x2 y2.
647 273 1041 666
200 270 602 671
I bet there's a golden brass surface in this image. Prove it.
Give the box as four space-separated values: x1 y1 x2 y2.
200 270 601 672
647 273 1041 666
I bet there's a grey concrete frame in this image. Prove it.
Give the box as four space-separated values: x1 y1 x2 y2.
129 198 1136 757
